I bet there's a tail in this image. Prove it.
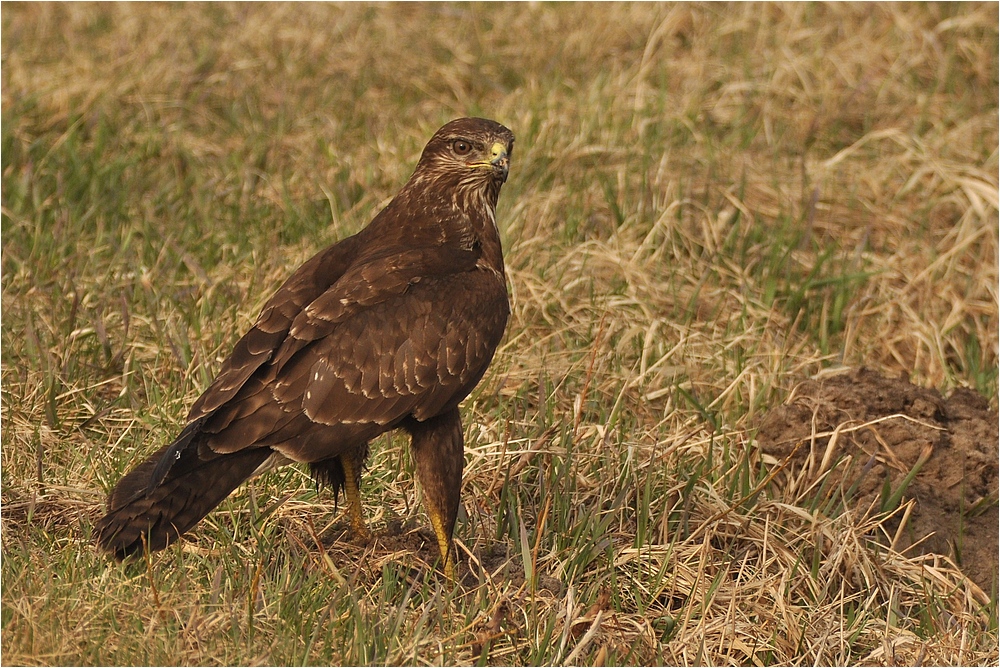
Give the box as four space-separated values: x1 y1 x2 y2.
94 423 272 558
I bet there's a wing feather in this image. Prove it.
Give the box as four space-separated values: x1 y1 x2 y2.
286 271 507 434
184 225 505 461
187 237 362 421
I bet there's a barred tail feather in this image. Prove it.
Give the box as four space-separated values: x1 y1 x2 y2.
94 431 271 559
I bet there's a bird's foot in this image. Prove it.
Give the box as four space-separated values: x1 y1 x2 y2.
349 520 373 544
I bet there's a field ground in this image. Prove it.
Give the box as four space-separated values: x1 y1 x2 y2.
2 3 998 665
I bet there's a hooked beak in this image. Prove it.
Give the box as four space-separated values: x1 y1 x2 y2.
489 142 509 182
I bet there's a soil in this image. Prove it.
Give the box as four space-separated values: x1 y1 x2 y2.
755 367 998 592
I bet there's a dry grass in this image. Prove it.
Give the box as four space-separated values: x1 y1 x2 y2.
2 3 997 665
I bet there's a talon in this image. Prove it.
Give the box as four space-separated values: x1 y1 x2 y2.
350 520 373 543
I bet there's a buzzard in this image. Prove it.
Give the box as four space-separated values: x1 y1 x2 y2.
95 118 514 578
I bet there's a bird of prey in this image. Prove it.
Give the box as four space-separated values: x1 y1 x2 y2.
95 117 514 578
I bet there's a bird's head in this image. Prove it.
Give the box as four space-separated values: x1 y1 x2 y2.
414 118 515 194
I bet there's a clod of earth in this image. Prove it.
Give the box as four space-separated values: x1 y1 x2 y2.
756 367 998 593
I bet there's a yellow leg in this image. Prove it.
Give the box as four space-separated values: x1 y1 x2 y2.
427 505 456 580
406 408 464 581
340 455 371 541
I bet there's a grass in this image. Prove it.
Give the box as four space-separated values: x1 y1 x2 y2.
2 2 998 665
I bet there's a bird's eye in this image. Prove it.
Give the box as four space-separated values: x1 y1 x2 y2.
452 140 472 156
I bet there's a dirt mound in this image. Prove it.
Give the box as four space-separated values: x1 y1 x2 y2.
756 368 998 592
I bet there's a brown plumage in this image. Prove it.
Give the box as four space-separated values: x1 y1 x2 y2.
95 118 515 577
